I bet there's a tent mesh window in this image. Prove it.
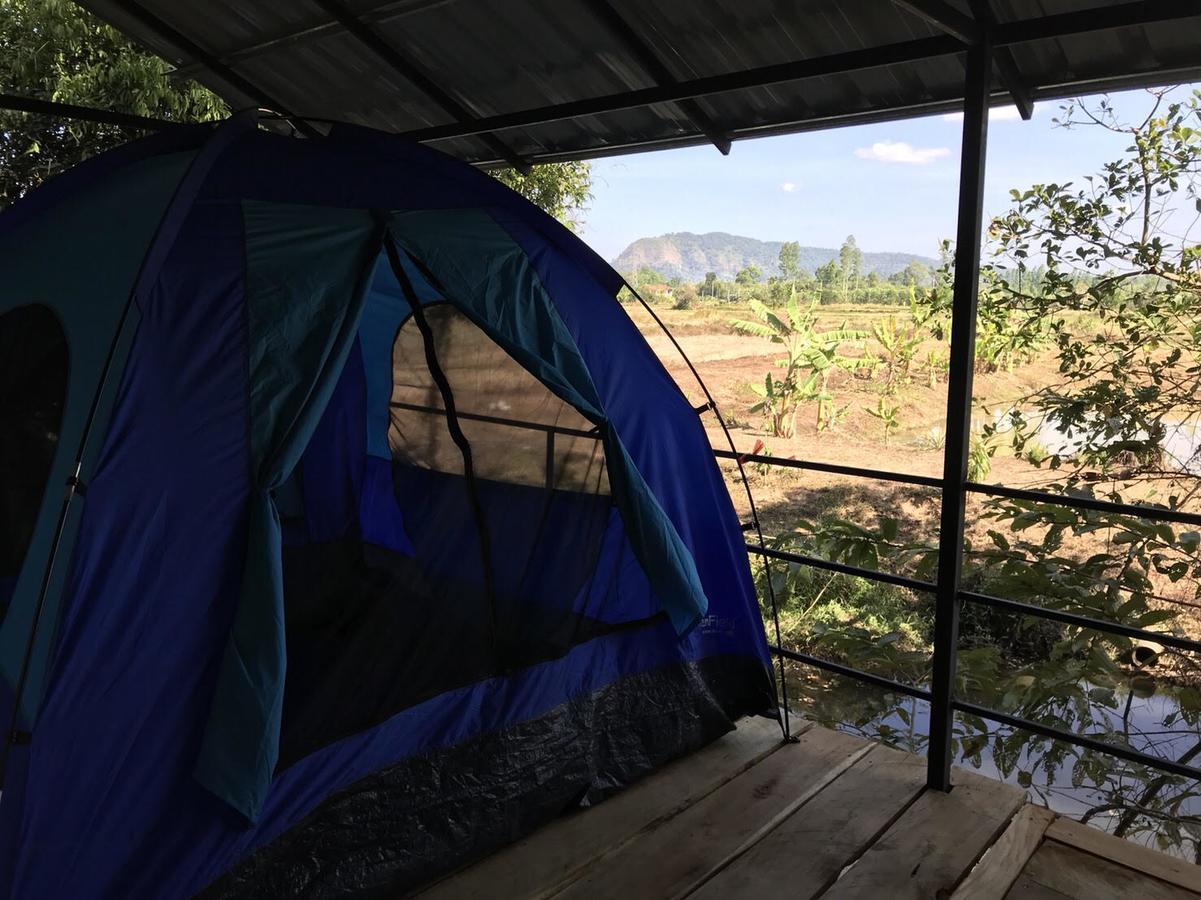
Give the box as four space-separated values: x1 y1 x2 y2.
0 305 67 614
389 303 608 495
276 303 660 770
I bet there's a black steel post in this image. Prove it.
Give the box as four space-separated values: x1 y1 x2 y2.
927 35 992 791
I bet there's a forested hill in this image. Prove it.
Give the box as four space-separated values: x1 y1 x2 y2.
612 231 936 281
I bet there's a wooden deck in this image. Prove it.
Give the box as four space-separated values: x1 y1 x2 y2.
418 717 1201 899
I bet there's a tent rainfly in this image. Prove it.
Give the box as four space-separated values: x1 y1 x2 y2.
0 112 775 898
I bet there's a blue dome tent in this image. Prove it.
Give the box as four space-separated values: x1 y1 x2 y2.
0 112 775 898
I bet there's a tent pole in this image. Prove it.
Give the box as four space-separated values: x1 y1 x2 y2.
622 280 795 743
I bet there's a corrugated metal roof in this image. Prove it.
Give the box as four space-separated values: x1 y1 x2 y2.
76 0 1201 166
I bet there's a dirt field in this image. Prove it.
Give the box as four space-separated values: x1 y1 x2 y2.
636 304 1055 474
625 299 1201 638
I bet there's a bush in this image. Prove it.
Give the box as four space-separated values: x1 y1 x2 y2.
672 284 698 310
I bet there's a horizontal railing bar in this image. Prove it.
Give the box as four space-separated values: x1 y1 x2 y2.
965 481 1201 527
389 401 600 439
713 448 942 488
961 590 1201 655
748 543 939 594
772 648 1201 782
953 698 1201 782
770 644 933 700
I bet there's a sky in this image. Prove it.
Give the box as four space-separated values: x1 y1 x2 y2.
578 85 1199 264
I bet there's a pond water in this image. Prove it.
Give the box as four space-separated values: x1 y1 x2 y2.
991 410 1201 474
787 666 1201 860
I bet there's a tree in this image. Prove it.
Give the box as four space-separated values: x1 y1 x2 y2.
490 160 592 230
778 240 802 287
891 259 931 288
627 266 667 286
1 0 593 229
838 235 862 302
814 259 842 304
735 263 762 285
701 271 718 297
813 88 1201 856
672 283 698 310
0 0 227 207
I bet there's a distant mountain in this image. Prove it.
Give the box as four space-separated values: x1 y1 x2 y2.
612 231 937 282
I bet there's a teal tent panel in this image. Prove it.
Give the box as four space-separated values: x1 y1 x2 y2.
195 201 382 821
385 209 708 635
388 209 605 420
0 151 198 721
357 260 415 460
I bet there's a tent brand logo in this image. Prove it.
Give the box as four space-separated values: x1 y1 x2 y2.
699 614 736 635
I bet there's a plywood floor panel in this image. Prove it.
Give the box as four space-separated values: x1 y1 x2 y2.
689 742 926 900
419 716 787 900
553 726 872 900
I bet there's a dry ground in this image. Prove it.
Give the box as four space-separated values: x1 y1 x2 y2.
626 300 1201 644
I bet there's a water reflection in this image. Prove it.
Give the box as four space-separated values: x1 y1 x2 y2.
785 662 1201 861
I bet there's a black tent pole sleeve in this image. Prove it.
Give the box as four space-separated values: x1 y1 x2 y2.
380 229 500 668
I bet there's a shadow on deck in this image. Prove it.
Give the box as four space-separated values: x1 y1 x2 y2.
417 717 1201 899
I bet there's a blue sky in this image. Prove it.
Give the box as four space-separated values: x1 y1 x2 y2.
578 86 1197 263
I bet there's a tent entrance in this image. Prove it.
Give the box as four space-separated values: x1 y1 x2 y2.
275 281 659 772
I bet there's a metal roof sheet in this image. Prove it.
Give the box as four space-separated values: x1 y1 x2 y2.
76 0 1201 167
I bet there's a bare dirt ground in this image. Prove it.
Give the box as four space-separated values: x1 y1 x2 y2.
635 303 1059 486
627 301 1201 644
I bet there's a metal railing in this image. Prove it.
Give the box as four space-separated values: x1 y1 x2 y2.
731 446 1201 788
390 400 602 491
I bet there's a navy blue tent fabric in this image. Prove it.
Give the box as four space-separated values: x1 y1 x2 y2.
0 112 256 727
0 119 774 899
195 202 384 821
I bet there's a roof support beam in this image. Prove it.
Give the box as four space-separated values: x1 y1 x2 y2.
308 0 531 172
0 93 185 131
172 0 454 79
403 34 963 143
586 0 731 154
891 0 981 44
997 0 1201 44
98 0 321 138
400 0 1197 146
893 1 1033 120
968 0 1034 120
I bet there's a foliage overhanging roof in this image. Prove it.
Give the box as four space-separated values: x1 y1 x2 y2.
76 0 1201 167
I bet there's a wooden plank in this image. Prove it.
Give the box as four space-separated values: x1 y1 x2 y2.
1046 815 1201 895
822 767 1025 900
952 804 1056 900
554 726 874 900
419 715 790 900
1019 839 1200 900
689 742 926 900
1004 872 1073 899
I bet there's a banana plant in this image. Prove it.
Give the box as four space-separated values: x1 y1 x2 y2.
733 295 869 436
871 315 924 393
865 396 902 445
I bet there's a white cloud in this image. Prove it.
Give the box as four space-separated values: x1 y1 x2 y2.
854 140 951 165
780 181 797 192
942 105 1033 122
